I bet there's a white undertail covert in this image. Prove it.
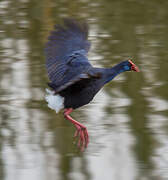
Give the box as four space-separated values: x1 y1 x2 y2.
45 88 64 113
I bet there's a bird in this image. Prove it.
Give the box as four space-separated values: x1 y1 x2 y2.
45 18 139 150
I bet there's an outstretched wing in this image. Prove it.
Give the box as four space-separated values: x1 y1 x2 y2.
45 18 94 93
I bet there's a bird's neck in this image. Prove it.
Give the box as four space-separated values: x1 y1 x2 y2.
104 62 127 84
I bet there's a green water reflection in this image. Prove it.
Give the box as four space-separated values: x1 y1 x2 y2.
0 0 168 179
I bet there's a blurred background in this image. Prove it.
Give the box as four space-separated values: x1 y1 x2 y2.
0 0 168 179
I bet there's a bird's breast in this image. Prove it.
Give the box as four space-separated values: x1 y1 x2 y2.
62 83 102 109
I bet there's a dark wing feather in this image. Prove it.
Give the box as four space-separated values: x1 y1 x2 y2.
45 18 99 93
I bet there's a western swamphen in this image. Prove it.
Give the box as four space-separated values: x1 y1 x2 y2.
45 19 139 150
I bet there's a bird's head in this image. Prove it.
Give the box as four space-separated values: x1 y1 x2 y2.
122 60 140 72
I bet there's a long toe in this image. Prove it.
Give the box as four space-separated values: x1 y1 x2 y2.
74 124 80 137
84 128 89 148
75 127 89 151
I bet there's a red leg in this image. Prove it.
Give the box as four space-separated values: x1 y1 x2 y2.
64 108 89 150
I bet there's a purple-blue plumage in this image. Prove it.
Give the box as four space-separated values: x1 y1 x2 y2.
45 19 93 93
45 18 139 109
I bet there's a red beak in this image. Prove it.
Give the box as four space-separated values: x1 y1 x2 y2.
128 60 140 72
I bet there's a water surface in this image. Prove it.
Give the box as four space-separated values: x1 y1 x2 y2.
0 0 168 180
